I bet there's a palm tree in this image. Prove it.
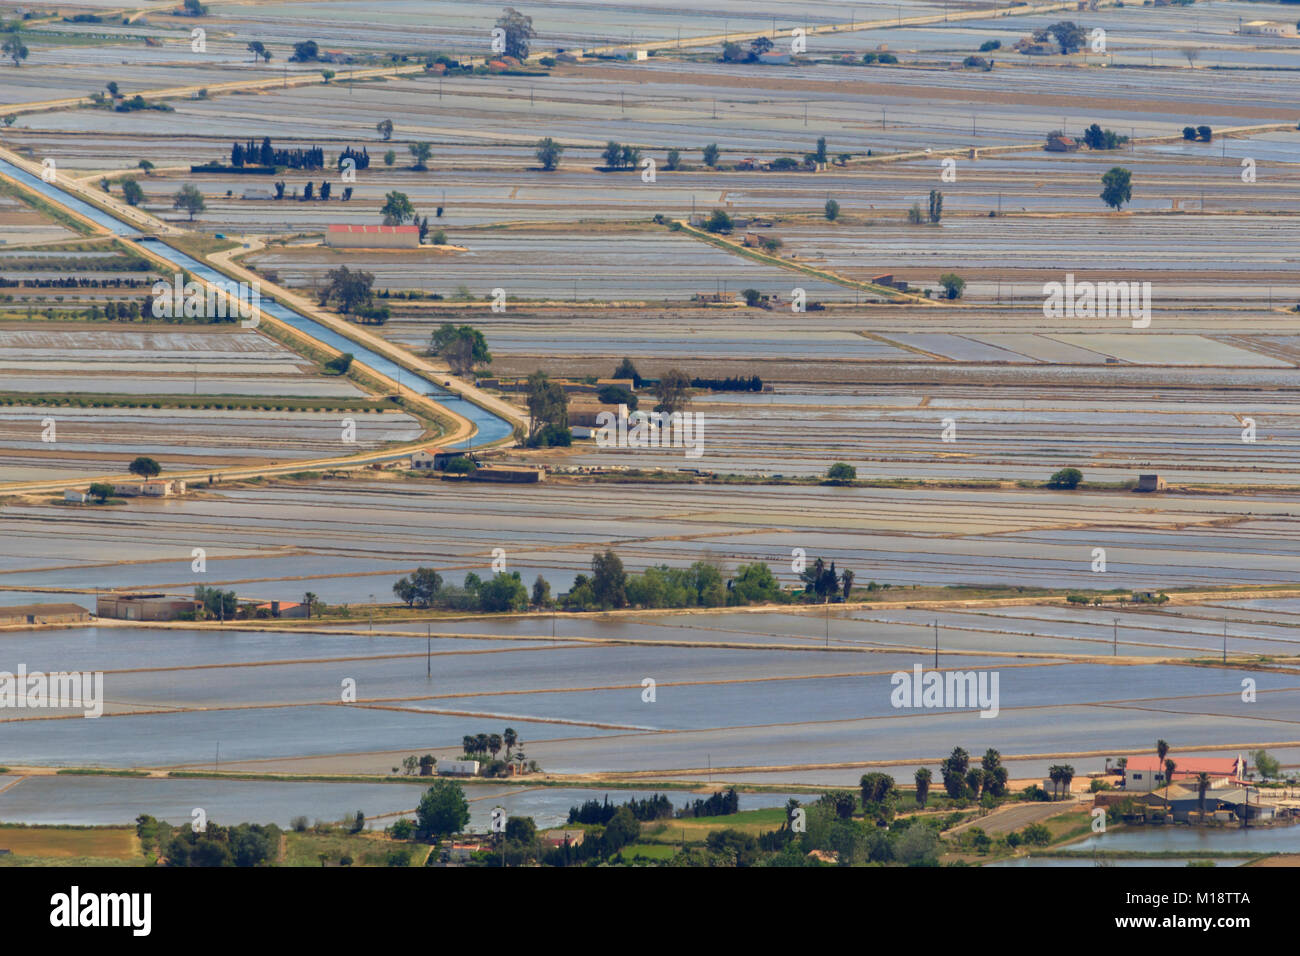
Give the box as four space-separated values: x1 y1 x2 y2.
503 727 517 758
1196 772 1210 825
1156 738 1169 789
841 569 855 600
1060 764 1075 799
461 735 474 755
914 767 931 805
302 591 317 619
488 733 503 760
475 733 489 756
1164 759 1177 804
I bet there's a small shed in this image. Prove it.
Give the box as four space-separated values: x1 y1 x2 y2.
1136 474 1166 493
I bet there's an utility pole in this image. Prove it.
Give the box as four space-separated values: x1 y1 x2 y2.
825 603 829 645
1223 617 1227 663
427 623 431 678
933 620 939 668
1113 618 1118 656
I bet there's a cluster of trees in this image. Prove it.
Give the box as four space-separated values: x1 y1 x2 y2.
601 140 642 170
194 585 238 620
690 374 763 392
1047 466 1083 489
1082 123 1128 150
1182 125 1213 142
495 7 535 59
861 52 899 64
679 788 741 818
391 568 531 613
568 793 675 825
460 727 520 760
561 551 786 611
908 189 943 225
230 138 326 170
290 40 320 62
336 145 372 170
137 815 279 867
319 265 388 322
246 40 272 64
938 747 1009 800
722 35 780 63
799 556 853 603
430 323 491 375
0 276 151 288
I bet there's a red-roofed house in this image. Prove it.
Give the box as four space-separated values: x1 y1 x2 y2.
325 224 420 249
1123 755 1245 792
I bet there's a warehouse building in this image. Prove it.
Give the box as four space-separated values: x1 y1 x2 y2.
325 224 420 249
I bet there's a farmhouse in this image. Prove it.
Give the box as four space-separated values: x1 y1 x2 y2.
469 465 545 483
1136 473 1166 492
96 593 200 622
0 603 91 626
411 447 458 471
1123 755 1245 792
1241 20 1297 36
1045 133 1080 152
325 224 420 249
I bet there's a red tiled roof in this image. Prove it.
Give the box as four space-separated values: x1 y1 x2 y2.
327 224 419 234
1126 756 1242 774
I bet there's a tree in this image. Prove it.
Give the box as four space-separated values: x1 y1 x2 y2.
1100 166 1132 210
907 202 924 225
742 288 762 307
443 456 475 474
106 81 120 97
380 190 414 225
665 148 681 170
1196 125 1212 142
702 142 720 167
1196 772 1210 824
652 367 692 414
415 779 469 838
183 0 207 14
129 456 161 478
535 137 563 170
291 40 319 62
88 482 114 503
302 591 318 619
430 323 491 375
495 7 535 60
914 767 932 805
591 550 628 608
750 36 773 59
601 140 623 169
172 184 206 221
376 118 393 141
938 274 965 299
824 198 840 221
613 357 642 387
321 265 375 316
408 142 432 170
383 150 396 167
721 40 745 62
814 136 828 165
137 159 154 175
121 179 145 207
247 41 266 63
3 36 28 67
530 575 550 607
826 462 856 483
703 208 733 233
503 727 518 756
320 69 335 84
841 568 855 599
1047 467 1082 489
1182 46 1199 69
1045 21 1086 54
1182 126 1196 141
1252 749 1280 779
525 370 568 438
1156 738 1170 792
928 189 943 223
1164 759 1176 803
